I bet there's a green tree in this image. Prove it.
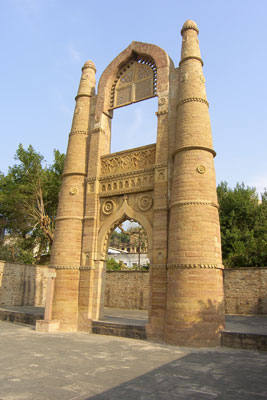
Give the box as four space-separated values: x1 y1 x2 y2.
106 257 125 270
217 182 267 267
0 145 65 264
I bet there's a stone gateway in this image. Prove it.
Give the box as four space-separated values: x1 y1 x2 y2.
36 20 225 347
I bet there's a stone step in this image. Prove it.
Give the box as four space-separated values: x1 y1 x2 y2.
0 308 43 326
222 331 267 352
92 320 147 340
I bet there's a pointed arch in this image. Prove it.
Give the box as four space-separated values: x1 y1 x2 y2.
95 41 174 117
98 198 153 256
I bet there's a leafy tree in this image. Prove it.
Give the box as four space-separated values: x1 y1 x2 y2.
0 145 65 264
217 182 267 268
106 257 125 270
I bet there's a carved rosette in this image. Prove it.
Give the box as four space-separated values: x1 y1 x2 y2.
138 195 153 211
196 165 206 174
102 200 116 215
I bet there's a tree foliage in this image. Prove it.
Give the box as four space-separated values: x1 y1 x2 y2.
217 182 267 268
0 145 65 264
1 146 266 269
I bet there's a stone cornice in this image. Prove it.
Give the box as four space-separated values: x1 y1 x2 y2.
155 110 168 116
179 56 203 66
62 171 87 178
69 130 88 136
151 264 167 269
99 186 153 197
52 265 93 270
75 93 92 101
153 207 168 212
167 263 223 270
172 145 216 158
99 167 154 180
86 177 97 182
177 97 209 108
91 128 105 134
170 200 219 209
154 163 167 169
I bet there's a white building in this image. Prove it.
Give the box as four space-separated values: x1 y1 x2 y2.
107 247 149 268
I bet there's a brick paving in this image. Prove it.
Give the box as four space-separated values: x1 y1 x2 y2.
1 320 267 399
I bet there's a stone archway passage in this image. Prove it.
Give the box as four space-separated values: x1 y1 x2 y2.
36 20 225 347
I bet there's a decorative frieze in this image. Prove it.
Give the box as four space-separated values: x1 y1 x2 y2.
155 110 168 116
170 200 219 209
177 97 209 108
101 144 156 176
99 171 154 197
167 264 222 270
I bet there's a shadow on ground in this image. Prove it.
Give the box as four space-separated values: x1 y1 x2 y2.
87 350 267 400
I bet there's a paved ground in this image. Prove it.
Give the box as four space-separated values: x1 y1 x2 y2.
1 321 267 400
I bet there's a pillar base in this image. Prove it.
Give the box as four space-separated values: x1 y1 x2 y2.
35 320 60 333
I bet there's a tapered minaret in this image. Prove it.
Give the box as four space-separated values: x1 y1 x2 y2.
45 61 96 332
165 21 224 346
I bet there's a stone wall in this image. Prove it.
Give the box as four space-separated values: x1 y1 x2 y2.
104 270 149 310
0 261 49 307
1 262 267 315
224 268 267 315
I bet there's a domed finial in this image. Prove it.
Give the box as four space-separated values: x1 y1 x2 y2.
82 60 96 71
181 20 199 35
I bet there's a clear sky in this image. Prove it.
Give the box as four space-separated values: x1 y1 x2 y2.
1 0 266 195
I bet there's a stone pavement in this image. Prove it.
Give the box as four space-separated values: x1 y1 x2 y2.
1 321 267 399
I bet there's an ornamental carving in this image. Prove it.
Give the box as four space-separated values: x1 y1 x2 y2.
138 195 153 211
69 187 78 195
102 200 116 215
99 170 154 197
101 145 156 176
196 165 206 174
110 56 157 109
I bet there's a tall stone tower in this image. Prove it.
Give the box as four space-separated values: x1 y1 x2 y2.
37 20 225 347
165 20 224 346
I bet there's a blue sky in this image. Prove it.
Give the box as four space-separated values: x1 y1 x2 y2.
1 0 266 195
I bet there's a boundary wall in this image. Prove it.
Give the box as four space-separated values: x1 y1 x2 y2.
1 261 267 315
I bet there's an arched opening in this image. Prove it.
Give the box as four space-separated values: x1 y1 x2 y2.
107 220 149 270
103 218 150 324
110 97 158 153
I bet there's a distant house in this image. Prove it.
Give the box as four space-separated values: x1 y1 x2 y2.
107 247 149 268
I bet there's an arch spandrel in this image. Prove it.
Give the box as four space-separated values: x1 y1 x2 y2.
95 41 174 116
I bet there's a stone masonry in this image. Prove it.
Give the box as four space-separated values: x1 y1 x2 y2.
36 20 225 347
1 262 267 315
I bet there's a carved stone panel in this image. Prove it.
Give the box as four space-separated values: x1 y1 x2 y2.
100 144 156 176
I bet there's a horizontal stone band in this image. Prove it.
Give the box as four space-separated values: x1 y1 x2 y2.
62 171 87 178
99 167 154 180
170 200 219 209
91 128 105 134
179 56 203 66
75 93 92 100
55 216 84 222
167 264 223 270
172 145 216 158
177 97 209 108
69 130 88 136
52 266 93 270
